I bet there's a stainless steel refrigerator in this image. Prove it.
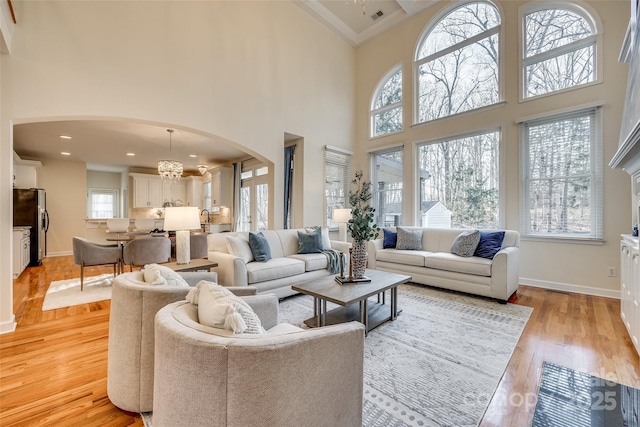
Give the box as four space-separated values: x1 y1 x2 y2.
13 188 49 266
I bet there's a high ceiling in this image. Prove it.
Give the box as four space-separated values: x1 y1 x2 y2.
12 1 438 172
294 0 438 47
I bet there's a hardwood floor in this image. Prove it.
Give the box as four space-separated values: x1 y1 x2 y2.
1 256 639 426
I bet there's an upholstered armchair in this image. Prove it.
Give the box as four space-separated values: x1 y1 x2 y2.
71 237 121 291
122 237 171 271
152 300 365 427
107 270 262 413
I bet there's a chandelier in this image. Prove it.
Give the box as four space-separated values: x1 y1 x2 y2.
158 129 183 181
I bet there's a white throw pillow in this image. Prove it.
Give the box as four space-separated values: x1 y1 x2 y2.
187 281 266 334
226 235 254 263
142 263 190 287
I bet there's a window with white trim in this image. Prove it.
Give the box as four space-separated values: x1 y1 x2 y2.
371 66 402 137
523 5 597 99
417 129 500 229
415 2 501 124
87 189 118 218
325 147 351 228
520 107 603 239
370 146 404 227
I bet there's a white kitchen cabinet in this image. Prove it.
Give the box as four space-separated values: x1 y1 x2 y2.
210 167 232 206
132 174 164 208
621 235 639 357
13 227 30 278
162 179 186 206
184 176 203 207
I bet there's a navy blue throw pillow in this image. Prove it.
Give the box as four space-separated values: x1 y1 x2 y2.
473 231 505 259
297 230 323 254
383 229 397 249
248 232 271 262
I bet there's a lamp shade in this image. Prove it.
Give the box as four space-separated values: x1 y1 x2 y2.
163 207 201 231
333 208 352 223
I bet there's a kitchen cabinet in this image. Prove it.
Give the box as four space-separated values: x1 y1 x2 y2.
162 179 186 206
13 227 30 278
132 174 164 208
184 176 203 207
621 235 639 357
210 167 232 206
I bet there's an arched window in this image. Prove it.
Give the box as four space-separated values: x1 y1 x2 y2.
522 4 598 99
371 66 402 137
414 2 501 124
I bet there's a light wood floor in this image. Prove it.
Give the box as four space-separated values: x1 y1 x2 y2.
1 256 639 426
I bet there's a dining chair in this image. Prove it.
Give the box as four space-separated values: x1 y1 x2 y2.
122 237 171 271
72 237 122 290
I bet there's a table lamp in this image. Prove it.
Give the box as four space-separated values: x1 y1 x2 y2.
163 206 201 264
333 208 352 242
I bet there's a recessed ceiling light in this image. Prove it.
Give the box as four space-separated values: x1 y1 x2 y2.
126 153 135 156
59 135 72 139
189 154 197 158
61 152 71 156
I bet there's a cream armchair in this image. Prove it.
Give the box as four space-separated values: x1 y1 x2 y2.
152 300 365 427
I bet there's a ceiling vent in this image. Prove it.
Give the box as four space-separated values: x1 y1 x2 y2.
371 10 383 21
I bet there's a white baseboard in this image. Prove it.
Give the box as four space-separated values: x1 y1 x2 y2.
0 315 16 334
519 277 620 300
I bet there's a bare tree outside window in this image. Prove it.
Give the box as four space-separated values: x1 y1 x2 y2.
522 108 601 237
524 7 595 98
415 2 501 123
371 148 403 227
417 131 500 229
372 68 402 137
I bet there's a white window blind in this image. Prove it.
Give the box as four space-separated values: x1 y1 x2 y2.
520 106 603 239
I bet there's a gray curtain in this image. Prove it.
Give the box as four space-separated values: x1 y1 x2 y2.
232 161 242 231
283 145 295 229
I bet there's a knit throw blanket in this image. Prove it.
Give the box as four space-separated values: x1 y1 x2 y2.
322 249 343 274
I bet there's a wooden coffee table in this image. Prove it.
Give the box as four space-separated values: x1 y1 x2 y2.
292 269 411 335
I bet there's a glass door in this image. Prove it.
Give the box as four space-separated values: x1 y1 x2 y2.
238 165 269 232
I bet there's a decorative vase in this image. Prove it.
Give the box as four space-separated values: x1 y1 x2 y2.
351 241 367 279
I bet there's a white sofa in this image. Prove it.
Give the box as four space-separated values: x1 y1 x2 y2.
207 229 351 298
367 227 520 303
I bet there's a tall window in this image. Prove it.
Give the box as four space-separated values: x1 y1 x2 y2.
370 146 404 227
417 130 500 229
87 189 118 218
415 2 501 123
325 146 351 228
523 5 597 99
238 164 269 232
520 107 602 239
371 66 402 137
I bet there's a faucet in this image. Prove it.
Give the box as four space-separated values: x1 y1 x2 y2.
200 209 210 223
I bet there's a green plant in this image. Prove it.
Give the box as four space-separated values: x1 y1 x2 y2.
347 170 380 244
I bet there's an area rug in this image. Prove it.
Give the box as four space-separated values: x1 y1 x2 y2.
42 273 114 311
532 361 640 426
141 283 532 426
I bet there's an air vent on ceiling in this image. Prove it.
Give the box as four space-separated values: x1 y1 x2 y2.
371 10 383 21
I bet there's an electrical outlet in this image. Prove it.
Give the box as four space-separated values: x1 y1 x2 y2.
607 267 617 277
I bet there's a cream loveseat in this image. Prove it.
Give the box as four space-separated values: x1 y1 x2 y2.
367 227 520 303
207 229 351 298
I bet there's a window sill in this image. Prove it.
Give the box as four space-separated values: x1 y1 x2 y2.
521 235 605 246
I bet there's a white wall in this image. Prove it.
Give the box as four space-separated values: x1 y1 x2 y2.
354 0 631 297
0 1 356 332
